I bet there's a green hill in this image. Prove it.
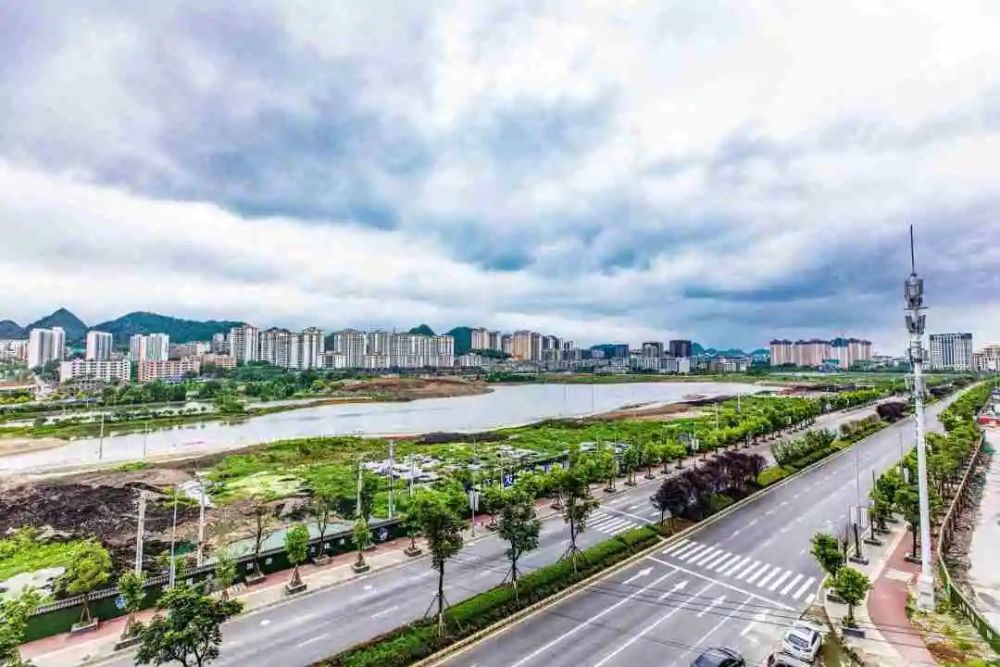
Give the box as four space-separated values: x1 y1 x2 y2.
408 323 436 337
0 320 25 339
91 312 244 346
26 308 88 343
445 326 472 355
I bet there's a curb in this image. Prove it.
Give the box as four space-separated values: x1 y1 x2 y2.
416 413 907 667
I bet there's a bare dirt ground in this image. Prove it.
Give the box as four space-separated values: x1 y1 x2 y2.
0 437 66 457
334 376 490 400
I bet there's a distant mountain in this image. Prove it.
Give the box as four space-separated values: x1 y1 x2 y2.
408 324 436 337
0 320 25 339
698 347 749 358
91 312 243 346
26 308 88 343
445 327 473 355
692 342 704 355
751 348 768 356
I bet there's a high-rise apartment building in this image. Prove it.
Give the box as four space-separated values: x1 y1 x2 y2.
487 331 501 352
211 332 228 354
770 337 870 367
511 331 533 361
501 334 513 356
668 340 693 359
530 332 543 361
972 344 999 372
85 331 113 361
641 341 664 358
929 333 973 371
27 327 65 369
228 326 259 364
769 339 794 366
129 333 170 362
330 330 367 368
470 328 490 351
0 340 28 363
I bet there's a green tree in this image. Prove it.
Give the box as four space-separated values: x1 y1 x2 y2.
284 524 310 590
245 497 274 580
135 583 243 667
832 566 871 626
0 588 41 666
61 540 112 626
352 518 370 571
558 465 599 572
412 493 465 635
497 491 541 600
651 478 689 531
810 532 845 580
309 489 334 561
623 444 640 485
117 570 147 640
894 486 921 558
212 549 237 600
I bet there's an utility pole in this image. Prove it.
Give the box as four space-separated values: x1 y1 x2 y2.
355 458 364 519
387 440 396 519
903 224 934 610
142 419 149 460
168 490 179 587
98 412 105 461
135 490 148 575
197 479 207 567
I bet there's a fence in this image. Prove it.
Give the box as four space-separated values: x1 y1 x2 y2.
23 517 406 642
935 434 1000 653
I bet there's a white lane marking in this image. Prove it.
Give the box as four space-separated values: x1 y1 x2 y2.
696 594 727 618
628 504 640 510
736 560 763 581
756 567 781 589
600 519 633 533
792 577 816 600
260 619 271 626
805 593 816 604
662 539 691 556
590 580 699 667
713 554 741 572
296 632 330 647
768 570 793 591
703 550 731 569
722 556 751 575
678 544 710 562
690 547 722 566
781 574 804 596
507 569 678 667
745 564 771 584
370 605 399 619
623 567 653 586
672 542 701 558
647 557 795 611
682 597 752 662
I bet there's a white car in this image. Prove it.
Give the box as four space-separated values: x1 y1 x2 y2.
780 621 823 662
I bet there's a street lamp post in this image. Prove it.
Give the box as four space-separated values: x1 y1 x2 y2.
903 225 934 611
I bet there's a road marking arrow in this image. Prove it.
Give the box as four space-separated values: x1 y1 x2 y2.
623 567 653 585
657 580 688 600
696 594 726 618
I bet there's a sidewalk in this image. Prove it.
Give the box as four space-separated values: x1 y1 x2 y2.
823 515 935 666
967 426 1000 628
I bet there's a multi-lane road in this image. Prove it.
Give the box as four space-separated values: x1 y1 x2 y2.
94 400 903 667
437 395 956 667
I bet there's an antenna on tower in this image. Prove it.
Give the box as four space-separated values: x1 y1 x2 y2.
909 224 916 275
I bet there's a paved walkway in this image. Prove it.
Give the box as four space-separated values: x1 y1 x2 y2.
968 427 1000 628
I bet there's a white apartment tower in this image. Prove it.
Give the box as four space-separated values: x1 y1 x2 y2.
929 333 973 371
85 331 114 361
27 327 65 369
129 333 170 362
229 325 260 364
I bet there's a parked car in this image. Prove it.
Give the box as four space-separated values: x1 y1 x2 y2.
691 647 746 667
780 621 823 662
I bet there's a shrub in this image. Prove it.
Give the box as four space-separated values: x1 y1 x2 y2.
708 494 735 513
757 466 794 487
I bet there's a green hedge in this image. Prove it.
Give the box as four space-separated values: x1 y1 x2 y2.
757 465 794 487
785 446 838 470
317 526 660 667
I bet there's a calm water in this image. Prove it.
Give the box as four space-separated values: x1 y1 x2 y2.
0 381 767 473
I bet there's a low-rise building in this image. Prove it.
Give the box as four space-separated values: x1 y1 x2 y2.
59 358 131 384
138 358 200 383
0 340 28 363
199 353 237 371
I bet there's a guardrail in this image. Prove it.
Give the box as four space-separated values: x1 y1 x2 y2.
935 433 1000 653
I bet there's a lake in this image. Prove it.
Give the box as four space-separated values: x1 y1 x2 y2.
0 381 769 473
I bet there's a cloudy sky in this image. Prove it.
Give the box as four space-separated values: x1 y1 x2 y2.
1 1 998 352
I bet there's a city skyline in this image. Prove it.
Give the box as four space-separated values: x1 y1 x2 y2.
1 4 998 351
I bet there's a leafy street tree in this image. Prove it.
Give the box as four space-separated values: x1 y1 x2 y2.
623 444 640 486
831 566 871 626
61 540 112 628
558 465 599 572
117 570 147 640
212 549 237 600
0 588 41 666
352 518 371 572
811 532 845 580
284 524 310 591
136 583 243 667
640 442 657 479
651 477 689 531
497 491 542 600
412 492 465 635
893 486 921 558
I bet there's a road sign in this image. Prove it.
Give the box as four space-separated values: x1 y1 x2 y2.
502 474 515 488
468 489 480 511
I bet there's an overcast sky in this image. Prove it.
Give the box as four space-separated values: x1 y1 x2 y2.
1 2 998 352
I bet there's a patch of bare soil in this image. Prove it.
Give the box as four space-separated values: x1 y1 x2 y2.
337 376 490 400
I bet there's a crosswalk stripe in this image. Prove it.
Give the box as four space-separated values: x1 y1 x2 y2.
713 554 740 572
598 519 631 532
781 574 804 596
769 570 793 591
591 515 623 528
672 542 702 558
721 556 751 575
662 540 691 556
703 551 731 569
690 547 721 566
611 523 635 535
792 577 816 600
736 560 762 580
756 567 782 588
745 564 771 584
678 544 709 562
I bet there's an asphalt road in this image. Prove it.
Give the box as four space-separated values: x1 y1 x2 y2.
437 396 957 667
98 401 892 667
